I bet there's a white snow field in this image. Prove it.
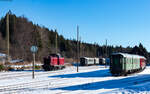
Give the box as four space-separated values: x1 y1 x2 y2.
0 65 150 94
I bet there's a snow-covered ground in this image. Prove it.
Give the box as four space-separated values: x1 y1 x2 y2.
0 65 150 94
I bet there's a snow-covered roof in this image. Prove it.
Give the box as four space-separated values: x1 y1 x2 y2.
10 59 24 63
80 57 94 59
0 53 6 57
112 53 146 59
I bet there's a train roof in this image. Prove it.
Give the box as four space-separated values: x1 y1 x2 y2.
80 57 93 59
112 53 146 59
80 57 99 59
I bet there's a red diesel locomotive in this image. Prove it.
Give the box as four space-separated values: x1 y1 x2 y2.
42 53 65 71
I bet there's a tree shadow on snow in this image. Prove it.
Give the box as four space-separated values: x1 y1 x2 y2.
49 69 111 78
51 74 150 92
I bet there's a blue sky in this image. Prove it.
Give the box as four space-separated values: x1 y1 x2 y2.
0 0 150 51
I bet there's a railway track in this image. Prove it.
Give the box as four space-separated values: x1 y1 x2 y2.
0 77 68 94
0 79 88 94
0 74 98 93
0 68 67 80
0 66 107 94
0 66 101 81
0 74 148 94
0 77 88 94
0 70 68 82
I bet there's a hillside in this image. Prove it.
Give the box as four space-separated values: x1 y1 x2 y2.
0 12 149 63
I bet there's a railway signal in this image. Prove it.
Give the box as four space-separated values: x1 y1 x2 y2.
30 46 38 79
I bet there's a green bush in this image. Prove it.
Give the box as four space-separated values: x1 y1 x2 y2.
0 65 5 71
35 65 41 70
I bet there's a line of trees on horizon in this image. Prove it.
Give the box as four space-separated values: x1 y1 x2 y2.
0 11 149 64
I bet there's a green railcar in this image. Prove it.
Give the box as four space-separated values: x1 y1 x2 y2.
110 53 146 76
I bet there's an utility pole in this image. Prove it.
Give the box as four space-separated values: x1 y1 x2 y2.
79 36 81 57
55 33 57 53
6 13 10 62
77 25 79 72
94 42 97 57
105 39 107 68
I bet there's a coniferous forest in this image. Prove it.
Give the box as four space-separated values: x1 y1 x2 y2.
0 12 149 63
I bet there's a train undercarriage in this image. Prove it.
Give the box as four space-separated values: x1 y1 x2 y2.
42 65 65 71
111 67 146 76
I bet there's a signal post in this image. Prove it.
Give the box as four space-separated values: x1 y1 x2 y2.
30 46 38 79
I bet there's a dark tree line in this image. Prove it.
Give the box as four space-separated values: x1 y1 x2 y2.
0 12 149 63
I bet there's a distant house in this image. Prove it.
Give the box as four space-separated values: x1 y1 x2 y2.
0 53 7 64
